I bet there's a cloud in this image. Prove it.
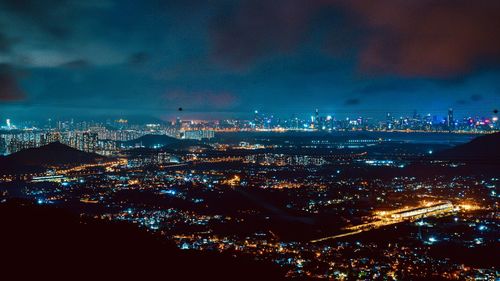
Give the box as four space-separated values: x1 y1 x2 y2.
163 90 239 110
0 0 83 39
0 0 126 68
0 0 115 36
128 52 150 66
344 98 361 106
60 59 90 69
208 0 500 78
3 0 498 79
470 94 483 102
344 0 500 77
1 0 499 118
210 0 320 67
356 81 423 96
0 31 14 53
0 64 25 101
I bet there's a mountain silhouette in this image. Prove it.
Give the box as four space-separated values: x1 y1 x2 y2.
0 142 105 174
433 132 500 164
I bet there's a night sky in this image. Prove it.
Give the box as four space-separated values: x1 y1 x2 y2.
1 0 500 121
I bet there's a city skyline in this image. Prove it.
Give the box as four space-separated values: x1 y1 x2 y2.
2 106 497 157
1 106 499 124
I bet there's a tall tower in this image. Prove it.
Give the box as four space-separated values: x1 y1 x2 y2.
175 117 182 130
386 113 393 129
447 108 454 131
314 108 319 128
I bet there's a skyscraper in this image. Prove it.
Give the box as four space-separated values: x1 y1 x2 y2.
447 108 454 131
386 113 393 130
254 110 261 128
175 117 182 130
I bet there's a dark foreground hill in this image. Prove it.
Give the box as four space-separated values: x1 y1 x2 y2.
404 132 500 177
0 199 286 280
0 142 105 174
433 132 500 164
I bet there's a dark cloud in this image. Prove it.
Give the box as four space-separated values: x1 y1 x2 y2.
456 99 468 105
128 52 150 66
0 0 118 67
0 31 14 53
344 0 500 77
0 0 76 39
1 0 499 118
344 98 361 106
210 0 320 67
0 64 25 101
60 59 90 69
3 0 499 78
163 90 239 110
357 82 422 96
470 94 483 102
209 0 500 78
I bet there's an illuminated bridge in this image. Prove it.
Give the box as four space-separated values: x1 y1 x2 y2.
388 202 454 220
311 201 461 243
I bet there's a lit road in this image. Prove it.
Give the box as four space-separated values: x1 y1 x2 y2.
310 230 364 243
310 201 475 243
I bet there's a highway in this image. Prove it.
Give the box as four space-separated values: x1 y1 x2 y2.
311 201 461 243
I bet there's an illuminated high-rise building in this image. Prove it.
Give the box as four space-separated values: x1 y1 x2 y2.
253 110 263 129
447 108 454 131
386 113 393 129
175 117 182 130
314 109 319 128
